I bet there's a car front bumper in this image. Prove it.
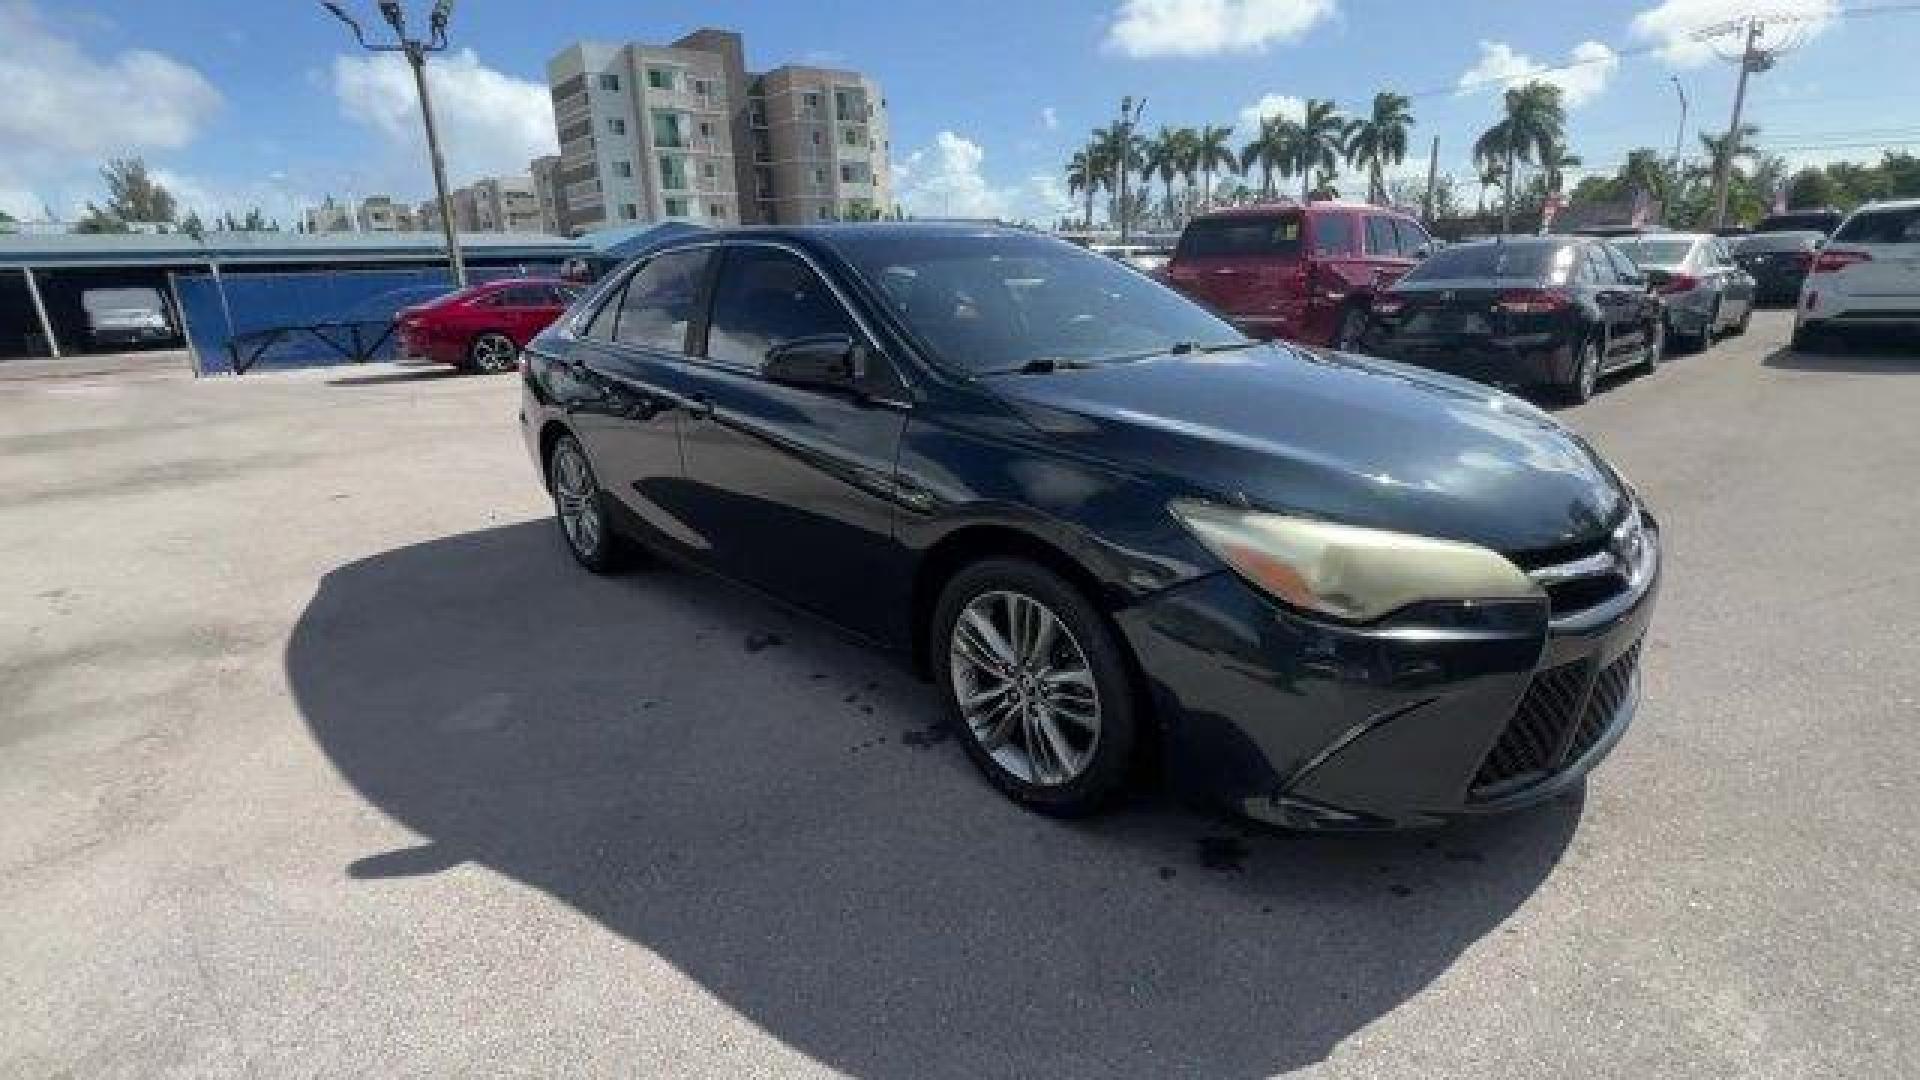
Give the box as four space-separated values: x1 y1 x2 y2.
1116 519 1660 829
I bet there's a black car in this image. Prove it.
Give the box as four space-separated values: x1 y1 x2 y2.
520 225 1659 829
1733 230 1823 304
1358 237 1666 403
1756 209 1844 237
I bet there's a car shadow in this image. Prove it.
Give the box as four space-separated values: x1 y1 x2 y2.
286 520 1582 1078
325 367 468 387
1763 333 1920 373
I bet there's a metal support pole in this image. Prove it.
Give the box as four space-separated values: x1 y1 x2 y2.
22 267 59 358
1422 136 1440 224
409 42 467 287
1710 18 1762 229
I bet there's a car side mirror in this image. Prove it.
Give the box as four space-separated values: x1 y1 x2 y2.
764 333 859 391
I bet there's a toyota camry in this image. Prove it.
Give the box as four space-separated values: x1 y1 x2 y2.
518 224 1659 829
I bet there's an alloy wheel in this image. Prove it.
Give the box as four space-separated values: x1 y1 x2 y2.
550 440 603 559
471 333 518 373
948 589 1101 786
1576 337 1602 401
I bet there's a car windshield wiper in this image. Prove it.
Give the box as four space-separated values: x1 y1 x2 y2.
988 356 1098 375
1168 339 1263 355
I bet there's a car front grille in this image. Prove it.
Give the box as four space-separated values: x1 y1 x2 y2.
1471 639 1643 797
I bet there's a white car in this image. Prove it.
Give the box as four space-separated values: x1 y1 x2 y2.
1794 198 1920 349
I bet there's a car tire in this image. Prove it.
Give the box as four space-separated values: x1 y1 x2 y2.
546 432 631 573
1730 300 1751 336
932 558 1139 817
1332 305 1368 352
468 332 520 374
1791 321 1830 353
1562 331 1604 405
1637 317 1665 375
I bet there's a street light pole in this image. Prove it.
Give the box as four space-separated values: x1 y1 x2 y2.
322 1 467 286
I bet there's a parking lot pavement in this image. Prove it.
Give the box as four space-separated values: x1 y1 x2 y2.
1 312 1915 1078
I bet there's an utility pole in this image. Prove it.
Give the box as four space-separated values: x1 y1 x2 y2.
1422 135 1440 224
1708 17 1763 229
1669 76 1689 172
1115 96 1145 243
322 1 467 286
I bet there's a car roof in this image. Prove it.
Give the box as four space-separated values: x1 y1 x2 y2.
1848 198 1920 212
1446 235 1572 249
1616 232 1708 243
1188 201 1410 221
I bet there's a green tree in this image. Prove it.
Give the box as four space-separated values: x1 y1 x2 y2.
77 157 179 233
1240 116 1296 199
1144 126 1186 223
1066 149 1100 229
1091 125 1143 226
1289 98 1348 203
1344 91 1414 204
1192 123 1238 209
1473 82 1566 233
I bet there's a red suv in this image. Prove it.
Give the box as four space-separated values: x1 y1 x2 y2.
397 278 582 373
1166 202 1434 349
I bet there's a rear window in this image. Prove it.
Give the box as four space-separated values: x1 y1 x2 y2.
1758 212 1841 234
1734 232 1821 254
1176 214 1302 258
1833 206 1920 245
1400 243 1562 282
1613 239 1696 267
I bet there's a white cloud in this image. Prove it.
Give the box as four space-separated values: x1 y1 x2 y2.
1456 39 1619 108
1104 0 1337 57
1234 93 1306 144
894 131 1071 224
332 47 556 185
1630 0 1839 68
1041 107 1059 131
0 0 221 215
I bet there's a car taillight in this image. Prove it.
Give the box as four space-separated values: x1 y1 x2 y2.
1370 294 1407 316
1812 250 1870 273
1657 273 1700 295
1494 289 1569 314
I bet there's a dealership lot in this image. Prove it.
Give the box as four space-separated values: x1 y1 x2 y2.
2 313 1915 1078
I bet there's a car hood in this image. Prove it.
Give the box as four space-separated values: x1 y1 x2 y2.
988 344 1630 557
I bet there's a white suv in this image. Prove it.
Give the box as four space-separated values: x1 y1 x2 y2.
1794 199 1920 349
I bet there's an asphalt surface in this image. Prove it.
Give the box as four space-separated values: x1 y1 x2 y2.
2 313 1915 1078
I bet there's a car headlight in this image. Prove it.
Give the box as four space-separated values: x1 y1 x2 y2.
1169 499 1543 623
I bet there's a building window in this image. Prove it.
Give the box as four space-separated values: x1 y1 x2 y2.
708 203 724 219
698 121 714 139
620 203 638 220
814 167 828 185
692 78 710 96
811 129 823 147
613 160 633 178
665 197 688 217
701 161 716 179
804 93 820 110
659 155 687 190
651 110 686 148
607 117 627 136
598 73 620 92
647 68 673 90
816 205 831 220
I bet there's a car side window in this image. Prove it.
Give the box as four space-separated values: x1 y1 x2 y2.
582 280 626 340
493 285 549 307
1603 244 1643 284
1364 215 1397 258
704 246 861 369
1311 212 1354 256
612 248 712 353
1392 218 1431 257
1583 246 1617 285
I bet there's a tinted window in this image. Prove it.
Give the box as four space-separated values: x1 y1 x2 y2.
1392 218 1432 257
705 247 860 368
1582 246 1616 285
832 232 1241 375
1312 212 1354 255
1734 232 1821 254
1834 206 1920 245
1603 244 1644 283
1758 212 1841 234
612 248 711 352
1364 215 1397 257
490 285 551 307
1175 214 1301 258
1400 242 1562 282
1614 239 1696 268
582 283 624 340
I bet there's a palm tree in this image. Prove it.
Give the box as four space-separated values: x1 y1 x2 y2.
1066 149 1099 230
1699 123 1760 185
1289 98 1348 204
1193 123 1238 208
1343 92 1414 204
1473 81 1566 233
1145 127 1185 224
1092 125 1143 228
1171 127 1201 221
1539 140 1582 195
1240 116 1296 199
1622 147 1669 205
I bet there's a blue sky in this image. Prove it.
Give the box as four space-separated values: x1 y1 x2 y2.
2 0 1916 224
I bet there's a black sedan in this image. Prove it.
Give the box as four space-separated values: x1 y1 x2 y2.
1359 237 1666 403
1733 230 1824 305
520 225 1659 829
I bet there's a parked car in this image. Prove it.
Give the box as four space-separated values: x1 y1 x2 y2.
1091 243 1173 277
1359 237 1665 404
1794 198 1920 349
1733 230 1824 305
396 277 582 373
1756 208 1845 237
81 287 177 349
1165 201 1435 350
1611 233 1755 350
521 224 1659 829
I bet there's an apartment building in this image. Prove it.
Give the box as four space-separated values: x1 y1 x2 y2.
546 28 890 231
356 195 414 233
451 176 542 233
303 197 355 234
529 154 569 236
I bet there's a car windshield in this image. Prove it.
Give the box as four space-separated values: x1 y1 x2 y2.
1175 214 1302 258
1399 242 1561 282
1613 239 1696 267
1734 232 1822 254
829 232 1245 375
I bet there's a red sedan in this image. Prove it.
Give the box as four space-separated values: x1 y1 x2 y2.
396 278 582 373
